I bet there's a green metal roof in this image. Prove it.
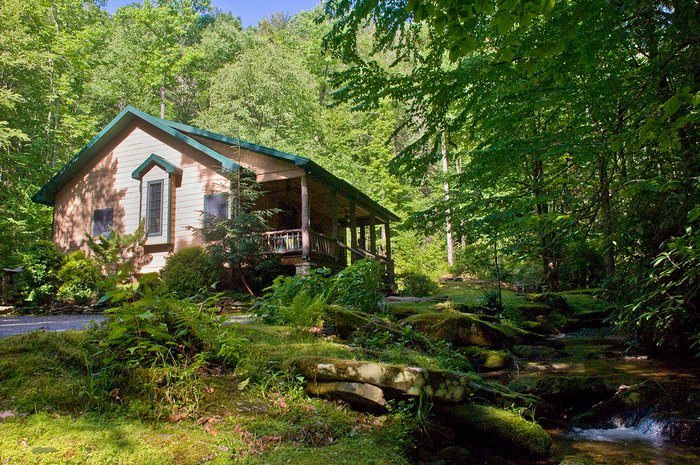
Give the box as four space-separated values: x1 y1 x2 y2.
161 119 400 222
132 154 183 180
33 106 399 222
32 106 239 206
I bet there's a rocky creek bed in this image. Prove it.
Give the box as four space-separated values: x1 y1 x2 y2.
298 296 700 465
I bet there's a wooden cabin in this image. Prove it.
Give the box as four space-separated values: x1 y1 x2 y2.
33 106 398 281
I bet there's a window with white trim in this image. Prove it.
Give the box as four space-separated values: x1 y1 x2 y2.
92 208 113 237
147 180 164 236
204 193 229 223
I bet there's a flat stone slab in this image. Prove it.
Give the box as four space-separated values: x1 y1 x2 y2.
305 381 386 412
294 357 484 403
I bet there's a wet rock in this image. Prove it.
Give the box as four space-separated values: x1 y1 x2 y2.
512 344 565 360
305 382 386 412
437 404 552 459
665 418 700 445
509 375 616 416
574 382 671 428
559 456 602 465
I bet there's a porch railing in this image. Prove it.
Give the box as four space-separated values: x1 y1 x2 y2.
259 229 302 253
259 229 394 281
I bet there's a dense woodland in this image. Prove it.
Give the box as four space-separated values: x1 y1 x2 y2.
1 0 698 355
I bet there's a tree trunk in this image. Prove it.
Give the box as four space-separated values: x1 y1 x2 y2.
441 131 454 267
599 155 615 278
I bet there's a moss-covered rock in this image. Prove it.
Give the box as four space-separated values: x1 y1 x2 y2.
291 357 537 407
460 347 513 371
293 357 481 402
403 312 514 348
384 304 430 320
515 304 550 318
509 375 616 415
559 456 603 465
437 404 552 459
323 305 372 339
512 345 565 360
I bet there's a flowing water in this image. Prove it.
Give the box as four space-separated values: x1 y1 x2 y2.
518 328 700 464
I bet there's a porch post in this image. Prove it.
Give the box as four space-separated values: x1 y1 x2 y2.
331 191 338 240
359 223 366 250
385 222 395 285
350 203 357 263
301 173 310 259
369 215 377 254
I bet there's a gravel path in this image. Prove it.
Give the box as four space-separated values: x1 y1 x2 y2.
0 314 106 338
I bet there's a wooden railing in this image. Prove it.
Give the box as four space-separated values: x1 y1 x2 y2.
310 231 344 262
259 229 394 284
259 229 302 253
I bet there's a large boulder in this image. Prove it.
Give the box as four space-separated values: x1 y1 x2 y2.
292 357 536 406
295 357 478 402
437 404 552 459
403 312 514 348
460 347 513 372
509 375 616 417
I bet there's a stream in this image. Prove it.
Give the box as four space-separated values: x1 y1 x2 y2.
529 328 700 464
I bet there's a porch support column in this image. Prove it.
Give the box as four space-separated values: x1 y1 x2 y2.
385 222 395 285
331 191 338 240
350 203 357 263
301 173 310 259
369 215 377 254
359 223 366 250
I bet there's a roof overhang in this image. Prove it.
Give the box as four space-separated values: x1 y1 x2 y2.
33 105 238 206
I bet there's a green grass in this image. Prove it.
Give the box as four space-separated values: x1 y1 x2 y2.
0 328 413 465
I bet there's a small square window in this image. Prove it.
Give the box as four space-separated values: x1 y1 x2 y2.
204 194 229 222
93 208 113 237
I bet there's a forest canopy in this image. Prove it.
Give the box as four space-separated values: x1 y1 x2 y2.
1 0 698 353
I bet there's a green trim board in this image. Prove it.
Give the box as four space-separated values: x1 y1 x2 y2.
33 105 239 206
132 154 183 180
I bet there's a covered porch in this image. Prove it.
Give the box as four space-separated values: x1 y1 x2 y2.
256 172 397 283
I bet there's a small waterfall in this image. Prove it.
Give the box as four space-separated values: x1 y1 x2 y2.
568 414 670 444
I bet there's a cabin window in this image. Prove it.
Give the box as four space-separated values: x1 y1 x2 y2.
92 208 113 237
204 194 229 222
147 180 164 236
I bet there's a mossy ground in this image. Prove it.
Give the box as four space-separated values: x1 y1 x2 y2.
0 329 411 465
0 283 614 464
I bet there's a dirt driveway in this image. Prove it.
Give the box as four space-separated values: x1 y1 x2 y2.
0 314 106 338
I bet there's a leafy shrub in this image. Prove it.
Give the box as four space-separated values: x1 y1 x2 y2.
13 240 65 306
161 246 219 297
84 221 146 277
397 272 438 297
92 276 244 417
616 204 700 356
253 268 331 323
254 260 385 324
56 251 101 305
267 291 328 327
328 259 385 313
